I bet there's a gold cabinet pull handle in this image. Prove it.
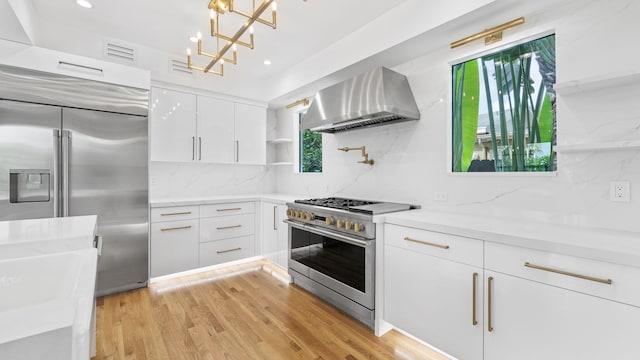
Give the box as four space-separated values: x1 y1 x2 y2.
217 225 242 230
217 207 242 212
160 225 192 232
472 272 478 326
487 276 494 332
217 247 241 254
273 205 278 230
404 237 450 249
524 262 612 285
160 211 192 216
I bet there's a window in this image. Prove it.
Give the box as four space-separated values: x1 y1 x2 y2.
451 34 556 172
299 112 322 173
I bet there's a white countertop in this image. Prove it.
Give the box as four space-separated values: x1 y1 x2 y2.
150 193 302 207
0 215 97 260
0 248 98 359
378 209 640 267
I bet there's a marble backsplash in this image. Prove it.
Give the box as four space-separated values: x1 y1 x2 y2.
150 161 276 199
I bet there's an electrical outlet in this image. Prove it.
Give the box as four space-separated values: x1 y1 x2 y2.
610 181 630 202
434 192 449 202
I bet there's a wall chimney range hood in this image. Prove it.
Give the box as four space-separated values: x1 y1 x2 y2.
301 67 420 133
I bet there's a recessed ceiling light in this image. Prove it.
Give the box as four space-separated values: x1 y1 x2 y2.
76 0 93 8
263 60 272 66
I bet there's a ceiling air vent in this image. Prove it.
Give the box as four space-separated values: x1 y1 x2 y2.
103 41 136 64
170 59 193 75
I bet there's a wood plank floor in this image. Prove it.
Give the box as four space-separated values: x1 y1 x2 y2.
93 260 450 360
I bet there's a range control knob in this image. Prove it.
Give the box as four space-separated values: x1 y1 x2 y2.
286 209 292 217
325 216 335 226
306 213 313 221
297 211 304 219
344 220 353 230
354 223 364 232
336 219 344 228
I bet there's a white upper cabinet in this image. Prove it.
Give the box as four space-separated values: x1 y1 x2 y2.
150 88 197 162
150 87 266 165
234 103 266 165
196 96 235 163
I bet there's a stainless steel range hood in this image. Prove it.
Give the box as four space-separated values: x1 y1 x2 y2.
301 67 420 133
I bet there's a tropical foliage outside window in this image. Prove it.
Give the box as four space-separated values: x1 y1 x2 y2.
299 112 322 173
452 34 556 172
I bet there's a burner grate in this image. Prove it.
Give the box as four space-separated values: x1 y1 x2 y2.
294 197 378 210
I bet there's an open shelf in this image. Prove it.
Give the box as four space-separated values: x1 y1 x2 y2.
555 72 640 95
267 162 293 166
556 140 640 153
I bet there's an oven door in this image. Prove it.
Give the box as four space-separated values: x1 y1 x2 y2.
286 220 374 309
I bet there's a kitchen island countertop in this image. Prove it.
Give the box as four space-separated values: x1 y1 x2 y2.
0 215 97 260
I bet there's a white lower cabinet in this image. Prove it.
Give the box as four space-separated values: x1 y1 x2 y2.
385 246 483 360
484 270 640 360
150 218 199 277
384 226 483 360
260 201 288 268
199 202 256 268
484 241 640 360
383 223 640 360
150 202 257 277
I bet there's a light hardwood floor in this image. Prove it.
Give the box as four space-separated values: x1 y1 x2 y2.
94 260 450 360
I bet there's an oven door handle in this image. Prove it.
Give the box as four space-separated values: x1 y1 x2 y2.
284 219 371 248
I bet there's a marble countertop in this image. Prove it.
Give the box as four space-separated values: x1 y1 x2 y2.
378 209 640 267
0 215 97 260
0 248 97 358
150 193 303 207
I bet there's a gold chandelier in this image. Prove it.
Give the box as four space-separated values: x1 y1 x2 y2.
187 0 277 76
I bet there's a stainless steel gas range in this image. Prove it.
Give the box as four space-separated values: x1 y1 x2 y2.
285 197 418 328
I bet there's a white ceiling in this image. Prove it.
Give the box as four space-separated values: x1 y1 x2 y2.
27 0 411 80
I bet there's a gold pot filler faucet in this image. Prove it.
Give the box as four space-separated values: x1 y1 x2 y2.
337 146 374 165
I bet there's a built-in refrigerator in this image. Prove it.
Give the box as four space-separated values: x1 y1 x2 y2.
0 65 149 296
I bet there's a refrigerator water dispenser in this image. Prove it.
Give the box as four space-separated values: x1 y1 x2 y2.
9 169 51 203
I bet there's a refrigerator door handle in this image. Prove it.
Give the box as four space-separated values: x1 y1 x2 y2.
61 129 70 217
53 129 61 217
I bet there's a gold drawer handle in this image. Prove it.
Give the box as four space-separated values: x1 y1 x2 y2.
217 207 242 212
217 247 242 254
160 225 192 231
160 211 192 216
487 276 494 332
217 225 242 230
524 262 613 285
404 237 450 249
472 272 478 326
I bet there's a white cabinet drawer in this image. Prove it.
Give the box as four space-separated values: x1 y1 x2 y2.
151 206 199 223
485 241 640 307
199 235 255 267
200 214 255 242
200 202 255 217
384 224 483 267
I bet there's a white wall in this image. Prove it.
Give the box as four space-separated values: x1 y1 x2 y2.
275 0 640 232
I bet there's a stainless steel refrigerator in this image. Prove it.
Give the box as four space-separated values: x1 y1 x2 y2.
0 65 149 296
